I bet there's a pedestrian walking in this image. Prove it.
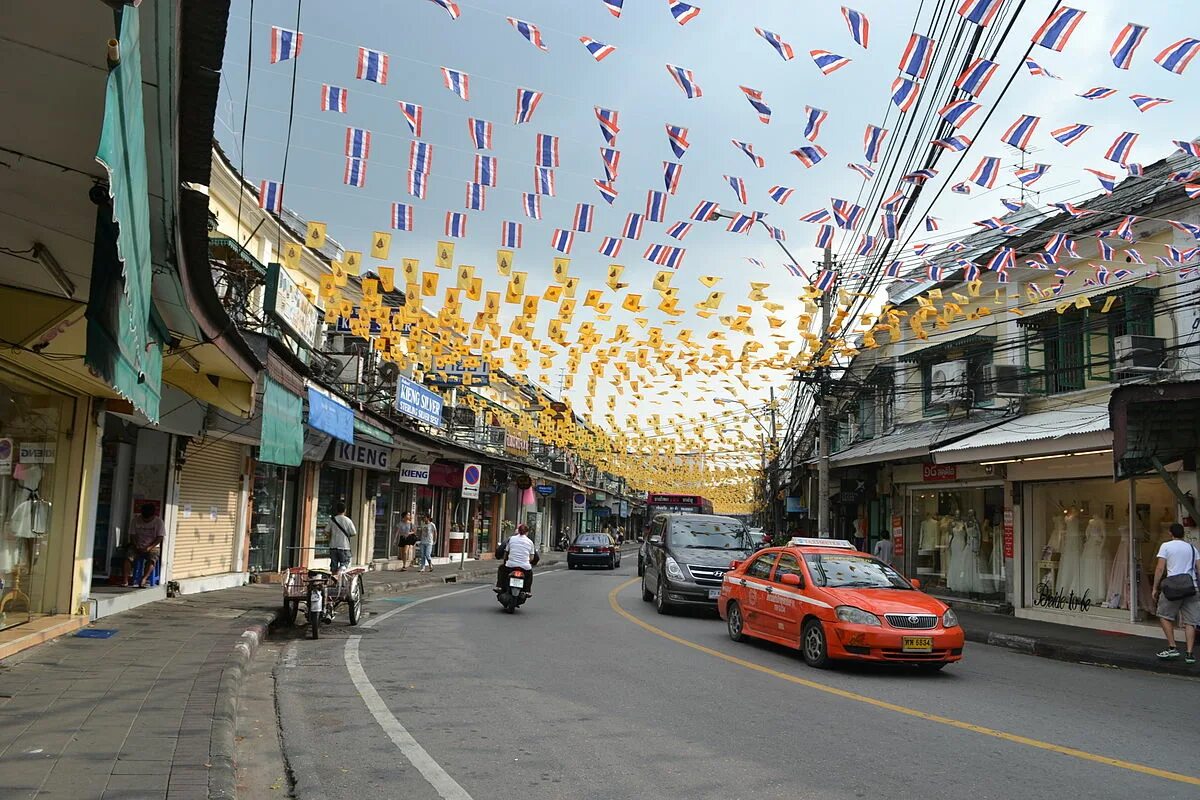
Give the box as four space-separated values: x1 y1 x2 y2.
328 503 356 577
394 511 414 570
418 513 437 572
1151 522 1200 663
872 530 894 566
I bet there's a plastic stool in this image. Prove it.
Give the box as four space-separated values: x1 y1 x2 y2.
131 556 161 587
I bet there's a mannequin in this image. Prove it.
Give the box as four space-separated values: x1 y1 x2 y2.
947 517 980 593
919 512 940 551
964 510 986 592
1106 524 1129 609
1078 517 1108 602
1056 509 1083 596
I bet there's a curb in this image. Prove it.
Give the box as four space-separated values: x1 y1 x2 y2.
209 608 280 800
963 627 1198 676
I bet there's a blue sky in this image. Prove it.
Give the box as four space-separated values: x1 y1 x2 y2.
216 0 1199 446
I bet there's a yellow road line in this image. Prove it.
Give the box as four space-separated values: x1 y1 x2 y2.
609 578 1200 787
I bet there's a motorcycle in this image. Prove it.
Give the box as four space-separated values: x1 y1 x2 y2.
497 567 531 613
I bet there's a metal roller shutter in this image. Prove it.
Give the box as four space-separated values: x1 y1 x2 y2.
173 438 244 579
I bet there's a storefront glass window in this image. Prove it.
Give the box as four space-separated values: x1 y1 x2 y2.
315 465 350 560
366 472 393 560
249 463 299 573
909 486 1006 601
1027 478 1179 617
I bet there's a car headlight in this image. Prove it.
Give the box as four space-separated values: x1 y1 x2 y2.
665 556 685 580
942 608 959 628
835 606 881 626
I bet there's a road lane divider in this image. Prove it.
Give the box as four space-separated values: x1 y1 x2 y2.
608 578 1200 788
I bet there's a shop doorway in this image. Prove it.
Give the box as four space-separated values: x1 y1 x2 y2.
91 417 170 584
249 463 300 573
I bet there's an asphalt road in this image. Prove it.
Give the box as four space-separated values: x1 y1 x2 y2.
272 558 1200 800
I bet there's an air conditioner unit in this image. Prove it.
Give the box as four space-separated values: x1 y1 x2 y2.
982 363 1027 398
1114 335 1166 372
329 354 362 385
928 360 967 407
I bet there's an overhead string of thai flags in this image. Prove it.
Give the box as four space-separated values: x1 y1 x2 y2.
269 26 302 63
320 85 347 113
356 47 389 84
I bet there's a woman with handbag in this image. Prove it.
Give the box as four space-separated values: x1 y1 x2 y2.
1151 523 1200 663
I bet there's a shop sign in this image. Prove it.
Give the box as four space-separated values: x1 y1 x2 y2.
921 463 957 482
1034 581 1094 612
593 491 608 502
19 441 56 464
504 430 530 456
572 491 587 512
785 496 804 513
264 263 320 347
398 462 431 485
332 440 395 471
1002 508 1014 560
891 514 905 557
307 387 353 442
462 463 481 499
535 484 555 496
395 375 444 427
0 438 11 475
619 500 629 517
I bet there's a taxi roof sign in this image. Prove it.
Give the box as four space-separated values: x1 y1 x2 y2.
789 537 856 550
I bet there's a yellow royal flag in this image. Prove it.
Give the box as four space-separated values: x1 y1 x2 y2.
606 264 624 290
402 258 420 285
362 278 379 297
553 257 571 284
510 271 527 294
371 232 392 260
306 221 327 249
282 241 302 269
497 249 513 276
505 281 523 304
467 277 483 301
563 276 580 298
457 265 475 290
377 267 395 293
622 294 644 312
331 261 349 286
653 270 673 291
319 274 337 298
484 291 500 315
698 275 721 287
583 289 603 308
435 241 455 269
344 251 362 275
522 296 540 319
405 282 420 308
422 272 439 297
544 285 564 302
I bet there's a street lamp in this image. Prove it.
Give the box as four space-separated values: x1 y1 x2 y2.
715 393 779 538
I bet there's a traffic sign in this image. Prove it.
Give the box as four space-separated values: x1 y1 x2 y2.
462 463 481 499
572 491 586 512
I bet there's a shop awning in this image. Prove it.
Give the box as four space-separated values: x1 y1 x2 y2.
932 402 1111 464
306 384 354 442
826 413 1006 468
260 377 303 467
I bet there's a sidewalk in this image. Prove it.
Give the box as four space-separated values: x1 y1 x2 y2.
958 608 1199 676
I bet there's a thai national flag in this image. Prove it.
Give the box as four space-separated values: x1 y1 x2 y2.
1045 234 1079 258
925 265 944 282
1032 7 1086 52
507 17 548 51
754 28 795 60
580 37 617 61
515 88 543 123
726 215 755 234
848 163 875 180
1155 38 1200 74
594 180 618 204
1015 163 1050 185
441 67 470 100
841 7 870 48
666 221 692 240
600 148 621 181
551 229 574 254
603 0 623 18
810 50 852 75
724 176 747 204
535 134 560 167
465 182 487 211
534 166 555 195
803 106 829 141
344 158 367 187
937 100 980 128
815 225 834 248
857 235 876 257
399 102 423 136
474 154 497 187
791 146 827 168
732 140 765 168
1173 139 1200 158
321 85 347 112
1111 23 1149 69
595 107 620 144
932 134 973 151
643 244 666 262
902 169 938 183
863 124 888 162
831 198 864 229
660 247 686 270
925 216 940 231
799 209 832 224
890 78 919 113
445 212 467 238
784 263 803 278
814 270 837 292
881 212 898 239
957 0 1003 26
885 261 902 278
768 186 794 204
667 1 701 25
985 248 1015 273
1001 198 1025 212
1085 170 1115 195
408 170 428 199
1001 114 1039 150
622 213 644 239
522 193 542 219
666 124 690 158
1105 131 1138 164
345 127 371 159
663 161 683 194
970 156 1001 188
1130 94 1171 112
955 58 998 96
356 47 389 84
739 86 772 124
572 203 594 233
690 200 719 222
1171 169 1200 183
409 141 433 174
258 180 283 213
645 190 667 222
598 237 622 257
898 34 935 78
1049 201 1089 218
468 118 493 149
391 203 413 231
1078 87 1117 100
426 0 461 20
269 27 302 63
1024 58 1060 78
951 182 972 195
665 64 702 98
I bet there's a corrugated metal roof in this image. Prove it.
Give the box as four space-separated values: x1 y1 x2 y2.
934 403 1109 453
826 412 1006 467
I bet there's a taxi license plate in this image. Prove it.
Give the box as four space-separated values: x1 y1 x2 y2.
707 589 720 600
902 636 934 652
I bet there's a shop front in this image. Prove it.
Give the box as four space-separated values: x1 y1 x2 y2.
171 435 250 592
329 436 398 564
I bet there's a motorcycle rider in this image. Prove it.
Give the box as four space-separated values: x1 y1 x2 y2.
495 524 538 596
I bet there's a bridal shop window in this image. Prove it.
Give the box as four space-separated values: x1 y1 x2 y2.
909 486 1006 601
1028 478 1179 618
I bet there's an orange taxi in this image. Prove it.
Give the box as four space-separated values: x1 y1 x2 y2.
717 538 964 670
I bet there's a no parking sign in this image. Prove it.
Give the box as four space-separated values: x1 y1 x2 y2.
572 491 586 512
462 463 481 499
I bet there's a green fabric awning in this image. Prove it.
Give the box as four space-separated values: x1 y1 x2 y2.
86 4 162 422
353 417 394 445
260 377 304 466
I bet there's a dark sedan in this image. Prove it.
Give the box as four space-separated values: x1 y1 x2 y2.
567 534 621 570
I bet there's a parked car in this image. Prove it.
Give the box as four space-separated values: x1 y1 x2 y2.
718 537 964 670
640 514 754 614
567 533 621 570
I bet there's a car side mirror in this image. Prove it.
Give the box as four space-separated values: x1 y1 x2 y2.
779 573 802 587
649 535 662 546
909 578 921 590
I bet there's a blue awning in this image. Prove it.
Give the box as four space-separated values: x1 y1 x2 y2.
307 386 354 442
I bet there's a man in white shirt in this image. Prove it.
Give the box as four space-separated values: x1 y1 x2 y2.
872 531 894 566
328 502 356 576
1151 523 1200 663
495 524 538 595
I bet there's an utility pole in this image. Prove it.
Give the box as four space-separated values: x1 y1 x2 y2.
769 385 779 538
817 246 833 538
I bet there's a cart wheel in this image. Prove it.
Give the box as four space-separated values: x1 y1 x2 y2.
283 600 298 626
348 577 363 626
